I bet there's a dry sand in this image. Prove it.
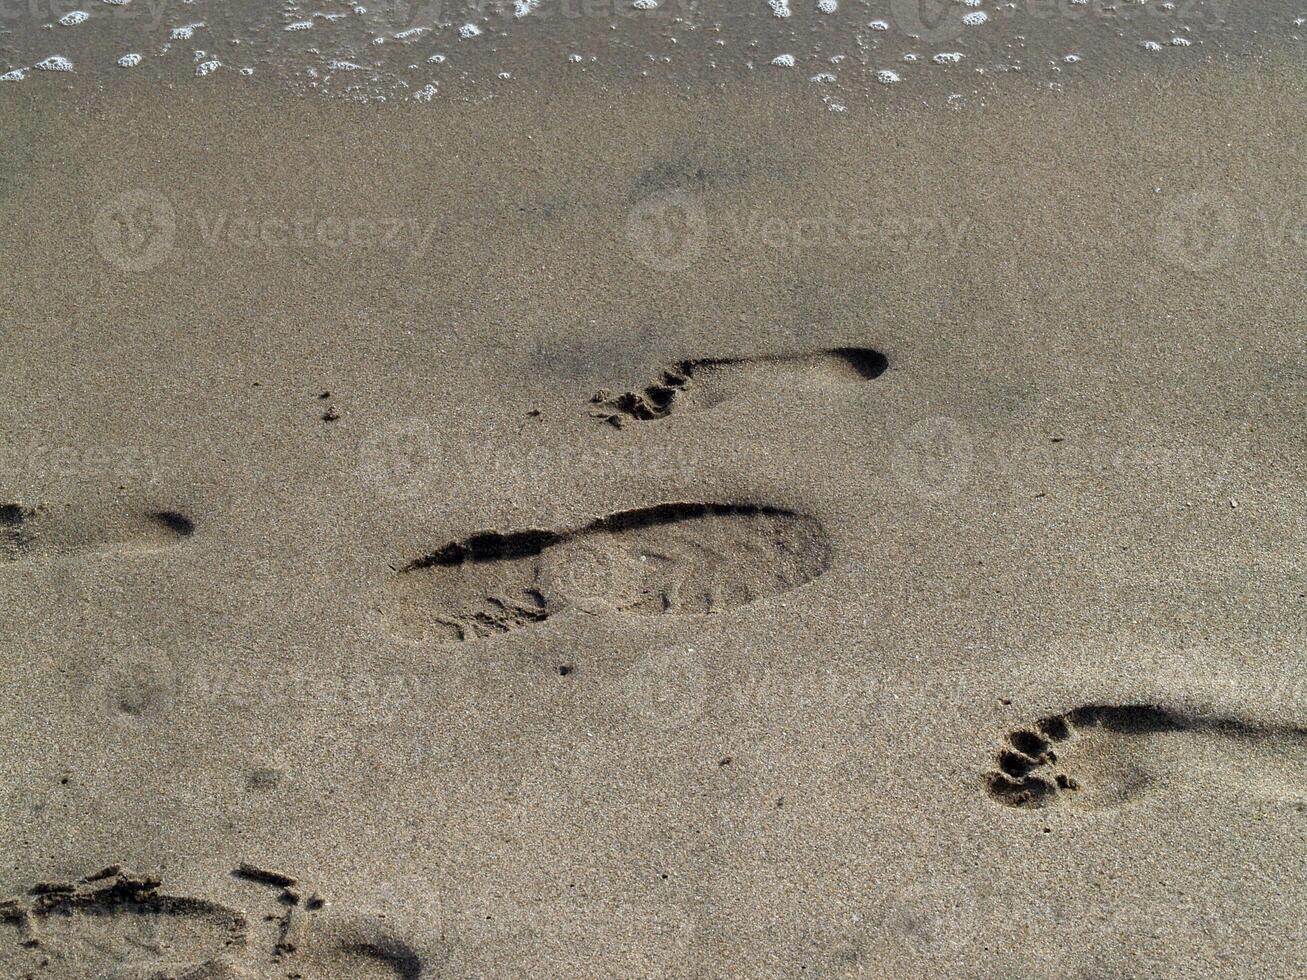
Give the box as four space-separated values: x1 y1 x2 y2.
0 32 1305 980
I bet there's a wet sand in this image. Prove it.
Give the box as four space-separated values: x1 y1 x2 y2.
1 32 1305 980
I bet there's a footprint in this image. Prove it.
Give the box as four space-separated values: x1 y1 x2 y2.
589 347 888 426
2 865 437 979
382 502 832 642
230 866 433 979
292 915 428 980
984 705 1307 810
0 866 248 979
0 502 193 562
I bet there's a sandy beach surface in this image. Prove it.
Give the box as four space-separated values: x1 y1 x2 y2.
1 2 1305 976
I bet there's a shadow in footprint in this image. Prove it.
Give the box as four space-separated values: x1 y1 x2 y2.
985 704 1307 810
0 502 194 562
590 347 888 426
382 501 833 642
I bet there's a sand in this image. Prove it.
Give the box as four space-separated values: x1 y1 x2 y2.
0 18 1305 980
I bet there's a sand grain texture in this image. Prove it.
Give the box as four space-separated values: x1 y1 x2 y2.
1 44 1305 980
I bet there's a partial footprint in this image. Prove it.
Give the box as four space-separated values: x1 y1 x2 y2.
289 914 429 980
985 705 1307 810
382 502 832 641
0 867 247 979
230 864 431 979
0 502 193 562
589 347 888 426
1 865 436 979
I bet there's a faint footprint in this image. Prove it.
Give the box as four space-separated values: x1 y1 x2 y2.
589 347 888 426
0 502 193 562
382 501 832 642
232 865 435 979
0 866 248 979
296 914 429 980
985 705 1307 810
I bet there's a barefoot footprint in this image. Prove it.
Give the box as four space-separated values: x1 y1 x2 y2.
1 501 194 562
0 865 435 979
232 863 430 979
985 704 1307 810
589 347 888 426
0 866 247 979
